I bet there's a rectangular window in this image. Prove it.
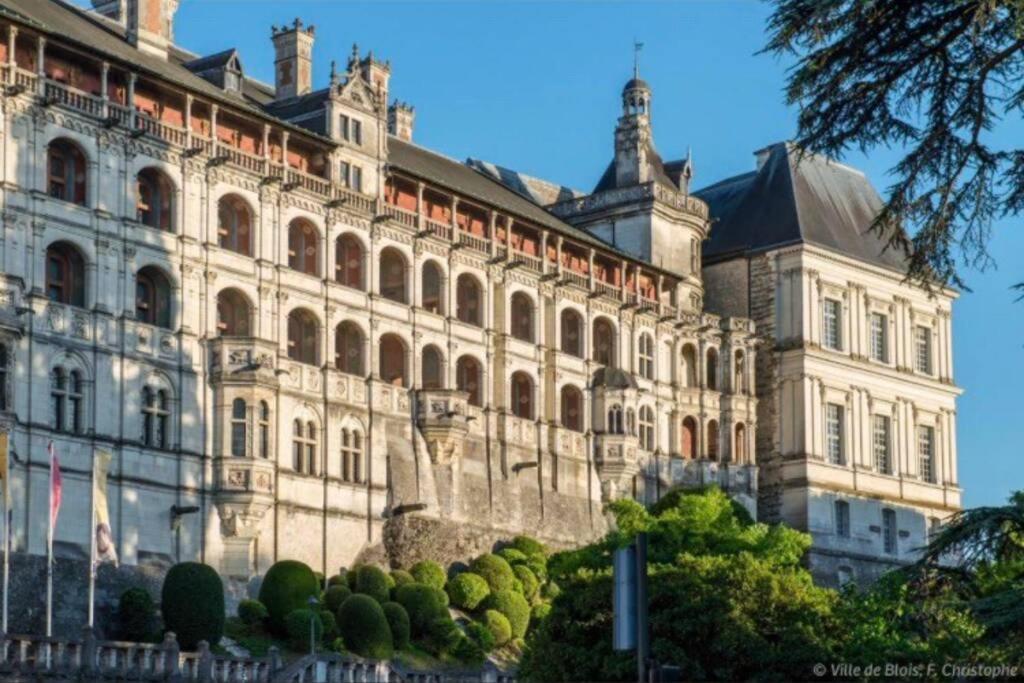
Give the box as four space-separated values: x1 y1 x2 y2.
826 403 844 465
915 326 932 374
823 299 842 350
339 114 350 141
918 425 935 483
339 161 350 188
351 165 363 192
882 509 897 555
870 313 887 362
352 119 363 145
834 500 850 538
873 415 891 474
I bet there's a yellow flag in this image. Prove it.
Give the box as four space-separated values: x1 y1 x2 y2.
93 449 117 566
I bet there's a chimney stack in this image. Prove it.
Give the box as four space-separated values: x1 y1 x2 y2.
91 0 126 25
272 19 315 100
125 0 179 59
388 102 415 142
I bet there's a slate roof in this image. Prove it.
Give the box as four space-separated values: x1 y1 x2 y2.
694 142 908 272
592 143 678 194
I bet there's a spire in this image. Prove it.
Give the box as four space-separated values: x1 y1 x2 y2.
329 60 339 87
633 40 644 80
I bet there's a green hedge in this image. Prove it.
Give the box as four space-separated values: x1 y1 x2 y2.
258 560 320 635
382 601 411 650
510 535 547 558
470 554 515 593
484 609 512 646
446 572 490 611
337 595 393 659
284 608 322 652
355 565 391 603
513 565 539 601
465 621 496 652
320 610 339 642
451 634 485 664
323 584 352 613
118 588 156 641
425 615 462 654
497 548 528 566
394 583 448 638
162 563 225 650
237 599 268 628
485 590 530 639
410 560 447 591
390 570 415 591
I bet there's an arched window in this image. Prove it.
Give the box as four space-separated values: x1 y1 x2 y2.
734 423 747 463
217 289 251 337
681 344 698 388
509 292 534 342
258 401 270 459
560 385 583 432
560 309 583 358
136 266 172 329
230 398 247 457
68 370 83 434
341 427 364 483
142 387 170 448
607 404 624 435
456 273 483 326
287 309 319 365
681 416 698 459
707 419 720 460
639 406 655 451
51 367 66 431
379 334 407 387
46 242 86 307
734 351 746 393
288 219 320 276
335 321 365 376
706 348 719 390
217 194 253 257
137 168 174 231
593 318 616 367
379 247 408 303
421 261 444 314
47 138 87 205
510 371 533 420
293 419 317 475
335 234 365 289
638 333 654 380
421 345 444 389
456 355 483 407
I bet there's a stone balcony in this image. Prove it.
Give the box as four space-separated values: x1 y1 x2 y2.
212 455 275 539
415 389 473 465
594 433 641 500
207 337 280 386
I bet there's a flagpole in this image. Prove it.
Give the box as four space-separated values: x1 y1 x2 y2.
87 450 96 628
1 431 9 634
46 440 53 638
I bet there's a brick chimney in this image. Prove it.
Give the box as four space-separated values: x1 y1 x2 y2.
388 102 415 142
126 0 179 59
272 19 315 100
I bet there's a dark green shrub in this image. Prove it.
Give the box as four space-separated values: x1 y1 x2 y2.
525 556 548 582
382 601 411 650
313 571 325 589
337 594 393 659
390 569 415 590
510 535 546 558
513 565 539 601
484 609 511 646
345 568 358 590
541 580 560 600
161 562 225 650
452 634 485 664
485 590 530 639
355 565 391 603
395 583 448 638
446 572 490 611
258 560 320 635
284 608 322 652
497 548 528 565
327 573 347 587
319 610 339 641
323 584 352 613
435 586 450 607
531 602 551 623
237 599 268 628
410 560 446 591
425 615 462 654
470 554 515 593
465 621 496 652
118 588 156 641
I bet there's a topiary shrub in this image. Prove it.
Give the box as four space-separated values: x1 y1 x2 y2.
485 590 530 639
394 583 448 638
327 573 347 587
237 599 269 629
354 565 391 603
513 565 539 601
470 554 515 593
337 594 393 659
483 609 511 646
541 580 561 600
435 586 450 607
118 588 156 641
345 568 358 590
510 535 547 558
465 621 496 652
531 602 552 623
161 562 225 650
258 560 320 636
425 615 462 654
446 572 490 611
319 610 339 642
451 634 485 664
284 608 323 652
497 547 528 566
525 556 548 583
410 560 447 591
382 601 411 650
323 584 352 614
390 570 415 593
313 571 325 589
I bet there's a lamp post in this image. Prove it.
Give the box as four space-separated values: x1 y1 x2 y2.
307 595 319 656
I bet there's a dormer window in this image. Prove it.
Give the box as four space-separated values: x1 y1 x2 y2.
339 115 363 145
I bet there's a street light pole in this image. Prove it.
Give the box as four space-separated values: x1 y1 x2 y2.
308 595 319 656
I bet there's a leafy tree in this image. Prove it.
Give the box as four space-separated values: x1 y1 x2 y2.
765 0 1024 293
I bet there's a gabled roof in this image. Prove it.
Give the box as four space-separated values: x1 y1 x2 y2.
592 142 677 194
182 48 239 74
694 142 908 272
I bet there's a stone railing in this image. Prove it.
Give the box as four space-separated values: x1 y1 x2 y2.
279 653 515 683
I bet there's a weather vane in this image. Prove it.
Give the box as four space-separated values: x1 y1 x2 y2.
633 40 644 78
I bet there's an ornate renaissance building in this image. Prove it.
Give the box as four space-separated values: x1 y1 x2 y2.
0 0 956 610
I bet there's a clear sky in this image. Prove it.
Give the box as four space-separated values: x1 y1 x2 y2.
73 0 1023 508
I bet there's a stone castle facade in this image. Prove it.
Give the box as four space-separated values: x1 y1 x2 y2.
0 0 958 611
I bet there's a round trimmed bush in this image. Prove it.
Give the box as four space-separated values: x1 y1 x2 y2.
118 588 156 641
345 568 358 590
319 610 339 642
425 615 462 654
452 634 485 664
284 608 323 651
531 602 552 623
541 580 561 600
337 594 393 659
513 565 539 601
258 560 320 635
395 583 448 638
435 586 450 607
327 574 347 587
237 599 268 628
354 565 390 603
470 554 515 593
483 609 511 646
390 569 415 590
161 562 225 650
525 556 548 582
510 535 547 558
497 548 528 566
410 560 446 591
313 571 325 589
323 584 352 613
465 621 496 652
485 590 530 639
382 601 411 650
446 572 490 611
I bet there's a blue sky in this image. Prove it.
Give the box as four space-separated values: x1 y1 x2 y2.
77 0 1023 508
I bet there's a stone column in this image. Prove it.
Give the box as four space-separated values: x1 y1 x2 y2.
35 35 45 96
